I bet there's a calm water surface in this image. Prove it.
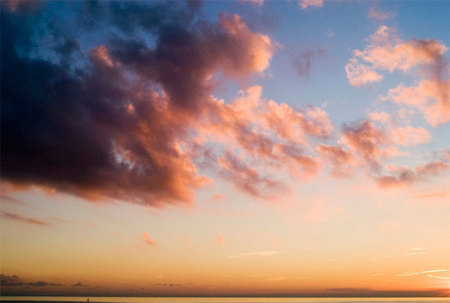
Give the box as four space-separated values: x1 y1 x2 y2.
1 297 450 303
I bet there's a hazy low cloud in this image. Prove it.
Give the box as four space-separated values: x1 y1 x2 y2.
226 250 282 258
1 211 50 226
1 274 63 287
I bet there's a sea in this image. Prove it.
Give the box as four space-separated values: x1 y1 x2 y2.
1 298 450 303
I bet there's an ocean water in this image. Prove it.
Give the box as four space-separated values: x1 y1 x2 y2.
1 297 450 303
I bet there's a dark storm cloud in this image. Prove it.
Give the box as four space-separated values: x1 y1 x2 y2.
0 1 274 205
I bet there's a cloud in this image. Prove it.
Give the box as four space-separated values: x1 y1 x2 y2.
376 160 450 188
0 274 63 287
0 194 28 206
0 2 277 206
1 274 22 286
317 144 356 177
191 86 328 197
218 152 283 198
299 0 324 10
428 275 450 280
346 26 448 86
369 112 391 124
1 211 50 226
1 0 42 12
72 282 87 287
216 235 225 244
340 120 388 168
345 58 383 86
390 126 431 146
142 232 156 246
398 269 448 277
292 48 325 78
346 25 449 127
226 251 282 258
368 7 395 21
382 78 450 126
241 0 264 7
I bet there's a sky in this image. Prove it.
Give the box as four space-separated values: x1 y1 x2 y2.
1 0 450 297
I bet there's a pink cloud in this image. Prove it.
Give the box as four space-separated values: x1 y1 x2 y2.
369 112 391 124
300 0 324 10
216 235 225 244
345 58 383 86
317 144 356 178
390 126 431 146
191 86 329 197
376 160 450 188
142 232 156 246
340 120 388 167
346 26 448 86
89 45 116 68
368 7 395 21
219 14 274 77
383 79 450 126
218 152 284 198
241 0 264 6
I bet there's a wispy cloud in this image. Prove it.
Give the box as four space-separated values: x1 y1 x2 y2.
1 211 50 227
405 247 428 256
428 274 450 280
398 269 448 277
142 232 156 246
226 250 282 258
216 235 225 245
368 7 395 21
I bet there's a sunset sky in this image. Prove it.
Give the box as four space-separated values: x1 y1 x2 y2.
1 0 450 297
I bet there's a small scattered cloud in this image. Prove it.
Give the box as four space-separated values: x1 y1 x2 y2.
72 282 87 287
300 0 324 10
216 235 225 244
368 7 395 21
347 25 449 126
142 232 156 246
153 283 182 287
292 48 325 78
